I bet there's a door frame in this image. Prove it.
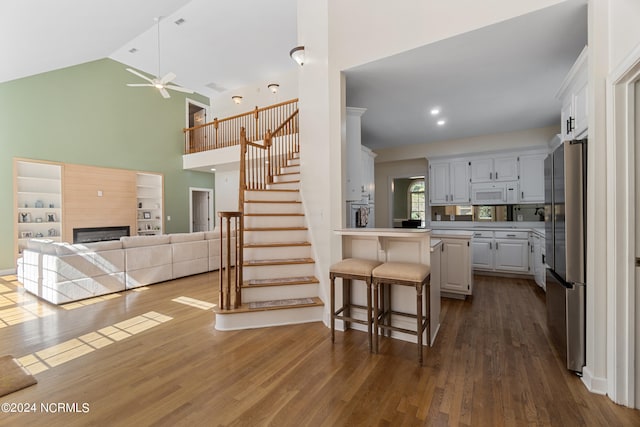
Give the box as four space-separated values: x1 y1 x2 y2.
606 41 640 407
185 98 210 129
189 187 214 232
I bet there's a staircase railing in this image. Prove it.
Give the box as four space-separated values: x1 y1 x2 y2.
239 108 299 195
183 99 299 154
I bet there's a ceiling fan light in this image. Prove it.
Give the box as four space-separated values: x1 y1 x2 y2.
154 83 163 89
289 46 305 66
268 83 280 93
232 95 243 104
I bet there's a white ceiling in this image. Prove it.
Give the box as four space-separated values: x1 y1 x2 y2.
0 0 298 97
2 1 587 152
345 0 588 149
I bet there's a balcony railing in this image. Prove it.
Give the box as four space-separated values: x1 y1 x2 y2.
183 99 299 154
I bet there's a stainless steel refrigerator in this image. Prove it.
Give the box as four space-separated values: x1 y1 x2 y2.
544 139 587 373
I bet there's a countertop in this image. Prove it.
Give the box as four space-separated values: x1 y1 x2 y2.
431 230 474 238
335 228 431 237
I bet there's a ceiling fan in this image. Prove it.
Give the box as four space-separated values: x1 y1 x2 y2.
126 17 194 99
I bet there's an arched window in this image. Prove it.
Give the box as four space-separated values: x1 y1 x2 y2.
408 179 425 223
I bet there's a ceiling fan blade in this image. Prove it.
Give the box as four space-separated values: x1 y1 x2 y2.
126 68 154 84
159 88 171 99
165 84 194 94
160 72 176 85
126 83 154 87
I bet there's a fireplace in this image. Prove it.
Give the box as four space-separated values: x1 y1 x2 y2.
73 226 130 243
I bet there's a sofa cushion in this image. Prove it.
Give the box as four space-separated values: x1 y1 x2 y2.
121 235 171 248
55 241 123 255
169 232 205 243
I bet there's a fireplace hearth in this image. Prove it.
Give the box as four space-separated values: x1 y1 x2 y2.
73 226 130 243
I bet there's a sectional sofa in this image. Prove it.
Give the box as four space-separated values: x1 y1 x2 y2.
17 230 236 305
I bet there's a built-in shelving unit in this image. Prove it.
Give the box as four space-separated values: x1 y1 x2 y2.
14 159 63 257
136 172 164 236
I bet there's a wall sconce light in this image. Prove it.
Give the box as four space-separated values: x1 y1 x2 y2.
289 46 305 66
267 83 280 94
232 95 243 104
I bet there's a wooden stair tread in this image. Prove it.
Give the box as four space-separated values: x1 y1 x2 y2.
244 213 304 217
270 180 300 184
243 276 319 287
244 200 301 204
244 241 311 248
246 189 299 192
243 258 315 266
213 297 323 315
276 172 300 176
245 226 307 231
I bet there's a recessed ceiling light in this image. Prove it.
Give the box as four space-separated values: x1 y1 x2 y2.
437 120 446 126
430 108 440 115
210 168 216 171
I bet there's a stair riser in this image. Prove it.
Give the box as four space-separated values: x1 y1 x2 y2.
244 202 303 214
244 245 311 260
273 173 300 183
244 229 308 244
244 215 305 229
243 263 315 280
280 165 300 174
288 158 300 167
242 283 319 303
244 190 299 202
267 182 299 191
214 305 323 331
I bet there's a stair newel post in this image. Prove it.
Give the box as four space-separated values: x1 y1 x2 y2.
253 106 259 141
213 118 219 149
236 212 243 308
218 211 243 310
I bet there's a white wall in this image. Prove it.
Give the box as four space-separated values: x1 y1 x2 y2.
214 170 239 221
374 126 556 163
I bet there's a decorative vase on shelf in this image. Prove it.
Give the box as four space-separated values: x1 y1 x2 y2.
35 200 44 208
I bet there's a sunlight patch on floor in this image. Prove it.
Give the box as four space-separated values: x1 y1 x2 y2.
18 311 173 375
172 296 216 310
61 293 122 310
131 286 150 292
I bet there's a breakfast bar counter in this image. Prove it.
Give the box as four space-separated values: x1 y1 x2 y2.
334 228 439 345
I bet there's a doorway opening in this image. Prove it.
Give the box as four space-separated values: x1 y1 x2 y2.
186 99 209 128
189 188 213 232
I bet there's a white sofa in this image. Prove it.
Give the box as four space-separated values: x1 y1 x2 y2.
17 229 236 305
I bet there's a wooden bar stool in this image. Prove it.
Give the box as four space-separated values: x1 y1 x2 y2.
372 262 431 365
330 258 382 352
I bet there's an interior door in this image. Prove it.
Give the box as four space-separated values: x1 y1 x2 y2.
192 190 210 232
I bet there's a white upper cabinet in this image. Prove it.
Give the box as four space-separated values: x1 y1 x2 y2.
557 46 588 141
345 107 367 201
470 156 518 183
519 154 546 203
429 160 470 205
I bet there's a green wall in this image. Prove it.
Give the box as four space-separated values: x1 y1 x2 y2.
0 58 213 270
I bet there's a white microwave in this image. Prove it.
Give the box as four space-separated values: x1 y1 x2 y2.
471 182 518 205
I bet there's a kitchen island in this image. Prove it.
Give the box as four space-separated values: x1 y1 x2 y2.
334 228 439 345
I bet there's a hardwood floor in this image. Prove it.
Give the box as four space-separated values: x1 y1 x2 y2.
0 273 638 426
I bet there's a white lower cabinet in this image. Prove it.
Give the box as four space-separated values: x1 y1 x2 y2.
531 233 546 289
494 237 529 272
471 230 530 274
439 236 473 297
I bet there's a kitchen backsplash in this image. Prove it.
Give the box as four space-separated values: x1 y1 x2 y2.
431 204 545 222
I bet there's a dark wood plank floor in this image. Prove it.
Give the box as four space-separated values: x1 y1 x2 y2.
0 273 638 426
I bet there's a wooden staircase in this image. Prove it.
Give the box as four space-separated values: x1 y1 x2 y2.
214 152 324 330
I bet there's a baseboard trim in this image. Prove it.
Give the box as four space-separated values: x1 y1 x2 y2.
581 366 607 395
0 268 17 276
